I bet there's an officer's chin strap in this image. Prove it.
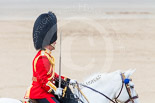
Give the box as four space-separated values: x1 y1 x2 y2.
50 43 55 50
58 31 62 98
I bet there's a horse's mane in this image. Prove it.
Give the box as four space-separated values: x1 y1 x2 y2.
83 73 103 83
83 70 121 85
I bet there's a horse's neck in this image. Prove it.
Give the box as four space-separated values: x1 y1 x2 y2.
79 71 121 103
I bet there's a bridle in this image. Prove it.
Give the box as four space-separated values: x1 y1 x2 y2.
114 73 139 103
76 73 138 103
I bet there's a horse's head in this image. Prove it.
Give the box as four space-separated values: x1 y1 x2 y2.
115 69 139 103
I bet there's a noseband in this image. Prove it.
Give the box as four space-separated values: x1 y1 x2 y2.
77 73 138 103
114 73 139 103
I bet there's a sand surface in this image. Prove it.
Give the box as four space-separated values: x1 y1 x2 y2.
0 17 155 103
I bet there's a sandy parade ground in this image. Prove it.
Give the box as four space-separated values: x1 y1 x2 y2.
0 0 155 103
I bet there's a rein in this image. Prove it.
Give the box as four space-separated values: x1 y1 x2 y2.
76 73 138 103
79 84 116 103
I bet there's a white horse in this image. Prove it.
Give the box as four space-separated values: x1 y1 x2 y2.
0 70 139 103
74 69 139 103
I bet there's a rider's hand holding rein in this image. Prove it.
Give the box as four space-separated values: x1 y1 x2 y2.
69 79 77 85
55 88 63 96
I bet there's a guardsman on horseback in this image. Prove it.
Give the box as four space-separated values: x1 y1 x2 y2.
24 11 77 103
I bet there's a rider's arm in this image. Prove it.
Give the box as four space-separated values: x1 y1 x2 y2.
35 56 57 93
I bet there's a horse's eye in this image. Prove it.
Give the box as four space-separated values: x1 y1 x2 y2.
129 82 134 87
130 86 134 88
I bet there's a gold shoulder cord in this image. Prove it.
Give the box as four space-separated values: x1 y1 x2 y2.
34 51 55 80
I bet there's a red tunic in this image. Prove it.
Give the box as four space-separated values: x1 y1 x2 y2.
24 50 65 99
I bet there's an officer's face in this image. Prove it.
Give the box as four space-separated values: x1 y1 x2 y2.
45 41 56 51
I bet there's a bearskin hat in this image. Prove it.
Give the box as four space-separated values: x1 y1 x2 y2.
33 11 57 50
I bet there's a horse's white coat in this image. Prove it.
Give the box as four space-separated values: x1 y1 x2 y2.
0 70 139 103
0 98 22 103
75 70 139 103
75 71 121 103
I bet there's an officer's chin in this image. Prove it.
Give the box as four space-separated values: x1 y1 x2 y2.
51 46 55 50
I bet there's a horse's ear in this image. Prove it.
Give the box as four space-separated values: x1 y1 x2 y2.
124 69 136 78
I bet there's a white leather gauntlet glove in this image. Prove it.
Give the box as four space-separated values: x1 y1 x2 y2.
54 88 63 96
69 79 77 85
